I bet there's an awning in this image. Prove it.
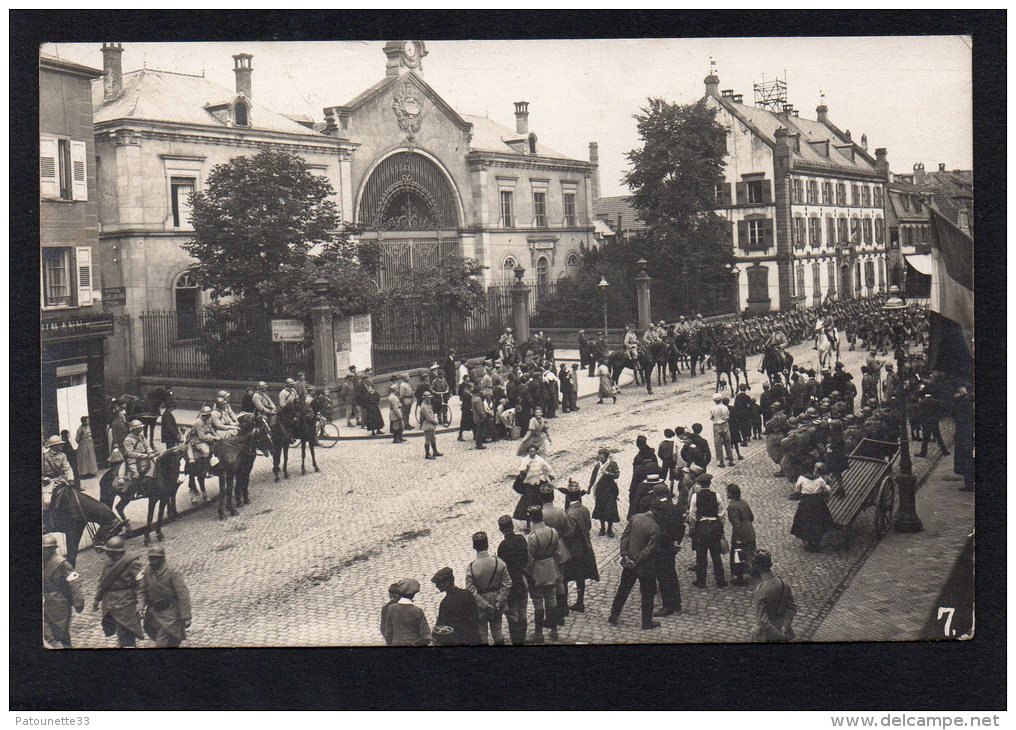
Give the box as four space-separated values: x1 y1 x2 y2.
904 253 933 275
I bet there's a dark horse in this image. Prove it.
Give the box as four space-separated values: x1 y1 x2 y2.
213 413 273 520
648 340 678 386
272 399 319 480
713 343 750 394
759 345 794 385
677 330 707 377
234 414 273 505
607 347 655 394
46 481 123 567
120 387 173 444
107 447 188 545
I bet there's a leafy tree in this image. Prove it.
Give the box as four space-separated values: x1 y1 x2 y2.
382 256 487 354
622 98 736 314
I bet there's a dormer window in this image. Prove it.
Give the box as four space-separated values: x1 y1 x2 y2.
528 133 537 155
234 100 250 127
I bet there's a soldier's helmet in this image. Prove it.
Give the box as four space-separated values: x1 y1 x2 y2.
753 549 773 572
215 397 226 405
256 381 268 389
147 546 166 559
102 536 126 553
505 328 513 333
199 406 213 416
43 534 59 549
129 419 145 430
217 390 230 399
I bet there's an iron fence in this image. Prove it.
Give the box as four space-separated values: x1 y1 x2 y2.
370 285 514 373
140 310 314 382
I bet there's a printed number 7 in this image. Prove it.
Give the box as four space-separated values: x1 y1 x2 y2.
938 607 955 637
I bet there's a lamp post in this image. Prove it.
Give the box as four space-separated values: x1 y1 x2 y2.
884 285 922 533
310 277 337 388
511 264 531 342
598 276 610 347
727 263 740 314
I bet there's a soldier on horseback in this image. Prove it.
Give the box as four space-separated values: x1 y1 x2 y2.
623 324 640 364
252 381 277 425
188 407 218 464
211 395 239 437
123 420 156 482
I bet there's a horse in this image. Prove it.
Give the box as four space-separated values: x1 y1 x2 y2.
817 328 840 370
759 345 794 385
120 387 173 444
212 413 273 520
234 414 273 506
648 340 676 387
46 481 123 567
682 330 707 377
607 347 655 395
275 398 320 478
712 343 748 394
105 447 189 546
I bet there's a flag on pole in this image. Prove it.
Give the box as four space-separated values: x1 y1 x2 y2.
927 208 974 376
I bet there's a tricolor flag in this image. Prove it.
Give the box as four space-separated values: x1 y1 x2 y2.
927 208 974 377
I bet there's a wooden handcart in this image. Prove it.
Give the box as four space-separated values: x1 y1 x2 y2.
827 438 901 548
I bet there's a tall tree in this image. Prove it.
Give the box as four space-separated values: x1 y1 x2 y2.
623 98 735 313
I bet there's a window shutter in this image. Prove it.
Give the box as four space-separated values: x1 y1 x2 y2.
40 137 59 198
763 218 774 247
722 183 732 206
75 246 93 305
737 220 748 248
762 180 773 204
735 182 746 205
70 141 88 201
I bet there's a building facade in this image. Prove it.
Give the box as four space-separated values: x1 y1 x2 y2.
885 178 933 297
703 71 890 312
91 44 355 392
40 54 114 454
323 41 596 288
898 162 973 237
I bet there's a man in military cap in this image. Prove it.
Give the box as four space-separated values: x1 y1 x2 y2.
42 434 76 485
92 536 146 648
497 514 530 645
623 323 640 364
141 546 192 648
123 419 156 482
432 567 482 646
465 531 512 646
211 396 239 438
524 505 563 643
539 484 572 624
278 378 298 409
43 533 84 648
187 406 218 463
252 381 277 425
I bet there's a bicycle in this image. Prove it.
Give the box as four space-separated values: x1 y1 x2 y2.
315 412 340 448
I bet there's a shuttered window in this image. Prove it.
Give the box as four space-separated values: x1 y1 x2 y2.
795 263 806 298
835 183 846 205
875 217 885 244
861 186 872 207
873 186 883 207
827 217 836 244
837 217 849 243
533 192 547 228
862 218 873 244
40 137 87 201
171 177 196 228
812 263 822 304
70 140 88 201
807 180 818 204
791 179 803 204
40 137 59 198
563 193 576 227
75 246 93 305
827 261 837 296
809 218 822 247
42 247 73 308
500 191 514 228
865 261 876 289
747 266 769 302
822 182 833 205
792 218 806 248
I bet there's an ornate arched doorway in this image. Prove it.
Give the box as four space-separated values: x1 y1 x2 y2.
357 151 461 289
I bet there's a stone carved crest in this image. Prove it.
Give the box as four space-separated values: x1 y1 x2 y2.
393 81 424 140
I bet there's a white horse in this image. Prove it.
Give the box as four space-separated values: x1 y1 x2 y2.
817 328 840 370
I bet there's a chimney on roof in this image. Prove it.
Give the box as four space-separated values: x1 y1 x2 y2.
721 89 734 98
844 129 852 140
913 162 926 185
782 103 794 116
514 102 529 135
875 148 889 181
860 134 868 151
589 142 600 201
101 43 124 101
938 162 946 172
704 59 720 97
233 54 253 100
732 93 743 103
816 92 828 123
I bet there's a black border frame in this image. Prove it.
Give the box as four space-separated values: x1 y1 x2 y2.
11 9 1006 711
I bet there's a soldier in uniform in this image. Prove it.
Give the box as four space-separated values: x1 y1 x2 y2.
211 396 239 438
749 550 797 642
496 514 530 646
539 484 572 624
43 533 84 648
141 546 192 648
42 435 76 484
623 324 640 364
465 531 511 646
92 536 146 648
524 505 563 644
123 419 156 482
252 381 278 425
498 327 516 364
187 406 219 472
278 378 298 409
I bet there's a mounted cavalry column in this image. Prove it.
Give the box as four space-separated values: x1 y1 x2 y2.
635 257 652 331
510 265 531 342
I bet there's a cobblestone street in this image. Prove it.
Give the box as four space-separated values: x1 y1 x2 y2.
64 340 955 647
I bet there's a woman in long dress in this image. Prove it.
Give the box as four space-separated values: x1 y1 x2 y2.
790 463 835 552
597 362 616 404
362 382 385 436
513 444 554 531
589 447 620 537
516 407 551 457
75 416 99 478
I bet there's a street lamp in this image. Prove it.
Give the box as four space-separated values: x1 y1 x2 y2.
598 276 610 346
884 287 923 533
311 277 330 304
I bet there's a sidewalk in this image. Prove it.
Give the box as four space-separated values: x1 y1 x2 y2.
809 444 974 641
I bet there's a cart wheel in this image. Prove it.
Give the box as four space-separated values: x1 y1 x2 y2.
318 422 340 448
874 476 896 538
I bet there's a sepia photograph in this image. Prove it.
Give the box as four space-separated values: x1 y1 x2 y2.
34 32 980 656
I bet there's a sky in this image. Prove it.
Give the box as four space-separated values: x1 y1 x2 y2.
43 37 972 198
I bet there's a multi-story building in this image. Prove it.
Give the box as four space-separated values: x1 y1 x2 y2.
322 41 596 287
91 44 355 392
899 162 973 237
885 178 933 296
40 53 114 454
703 69 891 312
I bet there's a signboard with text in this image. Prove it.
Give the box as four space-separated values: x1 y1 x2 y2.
102 287 126 306
271 319 306 342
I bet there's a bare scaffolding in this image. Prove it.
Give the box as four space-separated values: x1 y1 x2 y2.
753 73 788 112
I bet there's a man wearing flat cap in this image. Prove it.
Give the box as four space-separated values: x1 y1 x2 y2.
382 579 431 647
433 567 482 646
141 546 192 648
466 532 511 646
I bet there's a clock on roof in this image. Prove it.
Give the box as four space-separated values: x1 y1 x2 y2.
384 40 428 75
404 41 417 59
